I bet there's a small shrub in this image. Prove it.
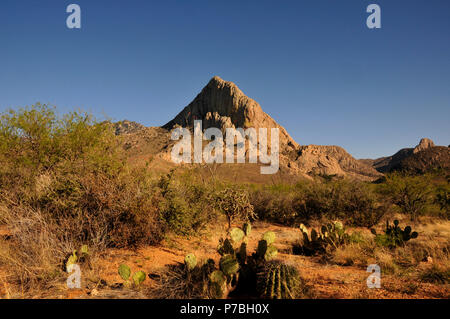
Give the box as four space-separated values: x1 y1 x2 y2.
214 187 256 230
419 264 450 284
380 173 433 221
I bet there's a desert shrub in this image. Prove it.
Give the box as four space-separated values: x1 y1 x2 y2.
331 244 369 266
419 264 450 284
299 180 386 227
0 104 165 289
435 183 450 219
251 180 385 227
250 184 302 225
156 170 217 236
379 173 433 221
213 186 256 229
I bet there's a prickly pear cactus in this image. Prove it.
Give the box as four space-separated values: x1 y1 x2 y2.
209 270 227 298
118 264 131 281
298 221 349 255
230 227 245 243
298 224 326 255
257 260 302 299
132 270 146 286
262 231 276 245
184 253 197 271
220 255 239 276
237 242 247 265
371 220 419 248
255 238 278 262
243 223 252 236
66 250 78 272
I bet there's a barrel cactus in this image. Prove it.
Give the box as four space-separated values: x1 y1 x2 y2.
257 260 303 299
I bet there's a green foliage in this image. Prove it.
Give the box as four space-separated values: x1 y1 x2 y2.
297 221 350 255
0 104 165 256
371 220 418 248
435 183 450 218
157 171 217 236
250 180 385 227
380 173 433 221
257 260 303 299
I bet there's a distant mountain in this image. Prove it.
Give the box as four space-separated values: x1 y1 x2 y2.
360 138 450 174
115 76 382 181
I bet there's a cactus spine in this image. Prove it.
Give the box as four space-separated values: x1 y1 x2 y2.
257 261 302 299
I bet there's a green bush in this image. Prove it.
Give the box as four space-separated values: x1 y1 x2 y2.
0 104 165 289
379 173 433 221
250 180 385 227
156 170 217 236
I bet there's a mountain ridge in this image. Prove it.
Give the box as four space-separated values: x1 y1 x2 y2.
115 76 384 181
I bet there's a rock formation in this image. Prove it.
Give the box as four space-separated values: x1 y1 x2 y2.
117 76 383 181
361 138 449 174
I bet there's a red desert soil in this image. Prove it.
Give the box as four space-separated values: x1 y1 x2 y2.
0 222 448 299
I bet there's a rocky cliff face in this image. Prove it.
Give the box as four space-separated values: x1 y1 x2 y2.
361 138 449 174
118 76 383 180
163 76 298 153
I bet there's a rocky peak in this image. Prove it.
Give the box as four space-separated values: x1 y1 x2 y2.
114 120 145 135
413 138 435 154
163 76 299 150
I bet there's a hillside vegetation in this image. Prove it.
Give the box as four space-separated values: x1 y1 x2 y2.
0 105 448 298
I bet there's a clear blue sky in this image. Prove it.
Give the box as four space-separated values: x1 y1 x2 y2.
0 0 449 158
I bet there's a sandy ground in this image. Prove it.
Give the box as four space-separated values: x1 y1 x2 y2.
0 221 448 299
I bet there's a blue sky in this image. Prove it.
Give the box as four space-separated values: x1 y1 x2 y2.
0 0 449 158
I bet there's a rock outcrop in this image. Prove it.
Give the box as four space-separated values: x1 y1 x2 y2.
413 138 435 154
361 138 449 174
118 76 383 181
163 76 299 153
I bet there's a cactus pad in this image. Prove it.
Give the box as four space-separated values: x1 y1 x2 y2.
118 264 131 281
184 253 197 271
132 271 146 286
219 255 239 276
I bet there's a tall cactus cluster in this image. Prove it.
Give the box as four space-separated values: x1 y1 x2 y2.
371 220 418 248
257 260 302 299
298 221 350 255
